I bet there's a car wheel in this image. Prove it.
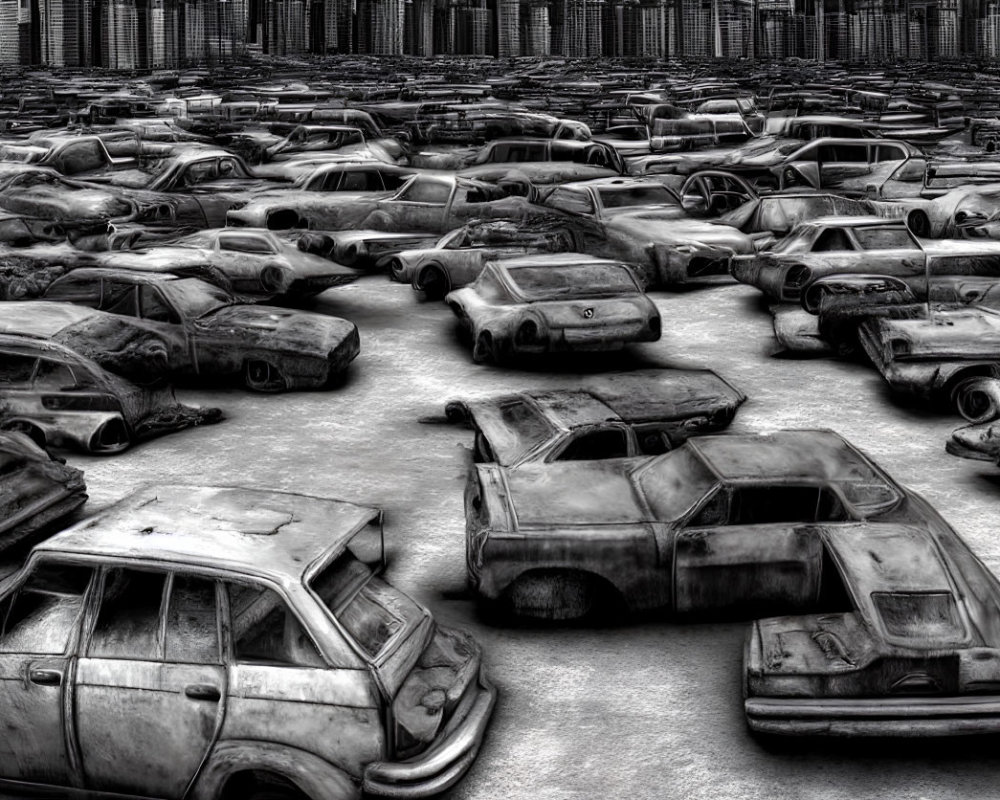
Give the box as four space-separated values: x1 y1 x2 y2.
506 571 595 621
2 421 45 448
388 258 406 282
472 331 494 364
416 264 449 300
908 209 931 238
952 376 1000 423
244 360 288 393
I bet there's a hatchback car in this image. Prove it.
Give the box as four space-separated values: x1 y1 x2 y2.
0 485 496 799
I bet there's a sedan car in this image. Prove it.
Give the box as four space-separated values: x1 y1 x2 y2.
445 369 745 467
445 254 660 364
732 216 1000 303
41 269 360 391
0 430 86 550
0 334 222 454
712 192 877 245
466 428 1000 734
0 485 495 798
388 221 578 299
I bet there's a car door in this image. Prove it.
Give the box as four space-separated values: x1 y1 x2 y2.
0 559 94 787
136 283 199 373
73 567 226 798
817 142 873 191
218 580 383 772
381 177 451 232
672 484 844 614
850 226 926 275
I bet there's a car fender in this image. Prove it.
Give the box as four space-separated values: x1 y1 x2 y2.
189 739 360 800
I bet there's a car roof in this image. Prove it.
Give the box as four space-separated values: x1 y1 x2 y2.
34 485 380 584
684 429 888 484
495 253 626 269
0 301 99 338
797 215 907 229
54 267 180 284
0 332 88 361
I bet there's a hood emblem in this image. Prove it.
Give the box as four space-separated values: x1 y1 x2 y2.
582 307 594 319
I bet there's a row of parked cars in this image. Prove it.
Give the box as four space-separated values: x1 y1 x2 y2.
5 59 1000 799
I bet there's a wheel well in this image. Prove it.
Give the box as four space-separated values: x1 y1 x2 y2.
266 209 304 230
219 769 309 800
945 366 1000 399
2 420 46 447
504 568 624 607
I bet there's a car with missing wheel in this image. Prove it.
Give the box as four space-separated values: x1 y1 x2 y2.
445 254 660 364
0 485 496 799
40 269 359 392
465 428 1000 735
444 369 745 467
0 334 223 454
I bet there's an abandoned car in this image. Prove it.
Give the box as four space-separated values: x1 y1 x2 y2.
0 485 496 798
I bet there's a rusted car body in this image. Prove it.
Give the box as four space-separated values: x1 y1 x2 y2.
732 216 1000 302
41 269 360 391
0 485 495 798
0 430 86 550
465 428 1000 735
445 369 745 467
387 221 578 299
858 306 1000 412
445 254 660 363
0 334 222 453
537 177 754 286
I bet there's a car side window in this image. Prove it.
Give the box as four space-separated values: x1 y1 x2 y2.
381 172 408 190
33 358 77 390
557 428 629 461
634 425 672 456
686 488 729 527
395 178 451 204
46 278 102 307
339 171 373 191
0 353 37 385
728 486 846 525
0 562 93 655
875 145 907 163
101 282 139 317
89 568 166 660
548 188 595 216
164 575 220 664
225 582 324 668
811 228 855 252
139 286 179 324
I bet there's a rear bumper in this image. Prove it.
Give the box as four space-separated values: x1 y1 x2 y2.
746 695 1000 736
363 668 497 797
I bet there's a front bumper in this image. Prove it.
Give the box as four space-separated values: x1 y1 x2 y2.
745 695 1000 736
362 668 497 798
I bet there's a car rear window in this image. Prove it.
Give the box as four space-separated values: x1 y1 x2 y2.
598 185 679 209
310 550 423 660
872 591 965 642
507 264 640 299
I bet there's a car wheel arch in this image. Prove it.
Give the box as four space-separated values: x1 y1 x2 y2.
189 740 359 800
500 567 626 620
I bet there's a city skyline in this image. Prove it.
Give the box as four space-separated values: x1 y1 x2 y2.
0 0 996 65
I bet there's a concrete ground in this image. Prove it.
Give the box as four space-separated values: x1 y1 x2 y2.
66 275 1000 800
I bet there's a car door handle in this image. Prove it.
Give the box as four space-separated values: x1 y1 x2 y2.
29 669 62 686
184 684 221 702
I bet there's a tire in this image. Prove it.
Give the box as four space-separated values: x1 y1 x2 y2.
265 209 302 231
416 264 449 300
908 209 931 238
952 376 1000 423
388 258 406 282
506 571 596 621
444 401 469 424
244 360 288 393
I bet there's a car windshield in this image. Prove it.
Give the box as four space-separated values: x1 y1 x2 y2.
597 185 679 209
636 447 719 521
164 279 231 318
507 264 640 299
489 399 555 464
871 591 965 643
309 549 424 660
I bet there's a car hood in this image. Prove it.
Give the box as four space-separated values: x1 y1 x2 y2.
500 459 649 528
753 611 879 676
